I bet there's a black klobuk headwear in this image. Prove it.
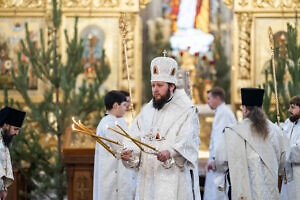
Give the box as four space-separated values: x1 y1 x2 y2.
241 88 264 107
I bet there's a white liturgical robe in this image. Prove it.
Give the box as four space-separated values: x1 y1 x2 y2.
204 103 236 200
280 118 300 200
0 129 14 191
93 114 135 200
123 89 201 200
215 119 289 200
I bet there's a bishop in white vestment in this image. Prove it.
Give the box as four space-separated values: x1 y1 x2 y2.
121 56 201 200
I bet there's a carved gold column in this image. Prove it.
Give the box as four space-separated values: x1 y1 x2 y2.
237 13 252 80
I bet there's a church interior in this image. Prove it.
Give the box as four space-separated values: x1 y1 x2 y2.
0 0 299 199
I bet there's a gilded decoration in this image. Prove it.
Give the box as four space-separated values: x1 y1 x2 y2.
0 0 145 9
0 0 148 108
180 49 205 105
140 0 151 9
62 0 119 8
223 0 300 10
0 0 44 8
238 0 249 7
126 0 135 6
222 0 233 9
238 13 252 79
230 0 299 106
254 0 300 8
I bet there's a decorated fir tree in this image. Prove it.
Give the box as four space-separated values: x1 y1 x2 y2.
8 0 110 199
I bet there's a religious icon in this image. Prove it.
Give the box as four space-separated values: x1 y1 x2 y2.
80 25 104 79
0 18 40 89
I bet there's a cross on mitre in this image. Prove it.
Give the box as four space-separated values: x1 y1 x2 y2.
162 50 167 57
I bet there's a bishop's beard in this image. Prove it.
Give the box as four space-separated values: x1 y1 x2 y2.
152 89 171 110
290 113 300 123
1 128 15 147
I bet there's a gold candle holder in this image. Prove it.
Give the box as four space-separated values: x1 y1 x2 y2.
107 125 158 153
115 121 144 151
72 117 121 158
72 125 122 146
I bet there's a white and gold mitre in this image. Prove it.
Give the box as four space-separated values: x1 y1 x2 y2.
150 56 178 84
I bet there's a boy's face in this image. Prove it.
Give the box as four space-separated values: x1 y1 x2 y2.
115 101 127 118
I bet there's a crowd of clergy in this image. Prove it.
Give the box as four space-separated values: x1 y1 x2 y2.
0 55 299 200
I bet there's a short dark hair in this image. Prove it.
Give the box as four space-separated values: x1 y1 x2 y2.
207 87 225 101
104 90 126 110
290 95 300 107
119 90 129 97
167 83 176 93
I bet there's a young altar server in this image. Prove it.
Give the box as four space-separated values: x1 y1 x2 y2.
93 90 135 200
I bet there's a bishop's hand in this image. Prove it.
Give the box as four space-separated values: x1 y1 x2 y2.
121 149 132 161
157 150 170 162
207 160 215 171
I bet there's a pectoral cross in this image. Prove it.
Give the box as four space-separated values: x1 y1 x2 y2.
162 50 167 57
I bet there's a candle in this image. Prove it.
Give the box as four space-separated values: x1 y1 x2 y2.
72 118 121 158
72 127 122 146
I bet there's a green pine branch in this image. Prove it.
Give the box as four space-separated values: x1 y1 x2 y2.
9 0 110 199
